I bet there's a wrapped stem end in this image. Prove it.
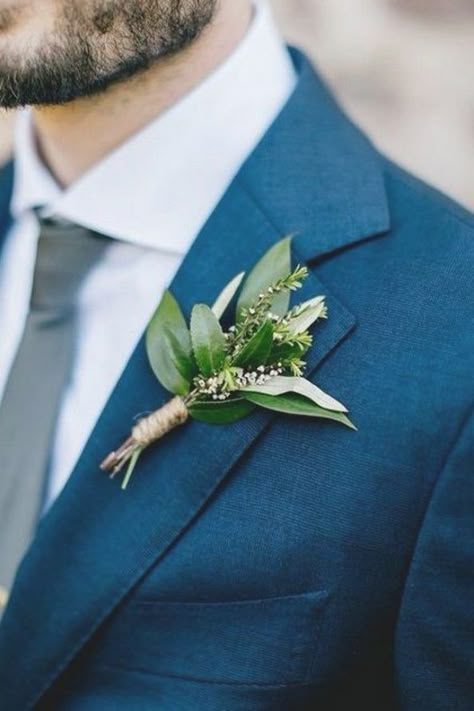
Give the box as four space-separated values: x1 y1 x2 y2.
100 396 189 489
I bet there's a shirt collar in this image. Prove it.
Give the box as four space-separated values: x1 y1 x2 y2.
11 112 60 217
11 0 296 253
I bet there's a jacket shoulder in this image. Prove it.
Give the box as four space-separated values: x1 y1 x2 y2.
382 157 474 245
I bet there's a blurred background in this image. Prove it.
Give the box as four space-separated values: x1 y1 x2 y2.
1 0 473 209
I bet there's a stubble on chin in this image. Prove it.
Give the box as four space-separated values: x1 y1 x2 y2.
0 0 218 108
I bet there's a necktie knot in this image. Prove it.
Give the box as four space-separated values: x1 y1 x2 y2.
30 217 109 313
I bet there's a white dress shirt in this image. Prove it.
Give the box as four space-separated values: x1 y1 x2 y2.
0 0 296 509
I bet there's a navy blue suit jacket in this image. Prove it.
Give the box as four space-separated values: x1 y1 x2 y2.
0 50 473 710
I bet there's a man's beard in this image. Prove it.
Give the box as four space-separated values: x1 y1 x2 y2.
0 0 217 108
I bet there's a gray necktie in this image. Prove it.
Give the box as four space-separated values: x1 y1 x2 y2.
0 217 108 605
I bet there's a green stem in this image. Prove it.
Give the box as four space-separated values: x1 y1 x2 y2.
121 447 143 490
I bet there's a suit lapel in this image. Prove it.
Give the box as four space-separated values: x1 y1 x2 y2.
0 51 390 709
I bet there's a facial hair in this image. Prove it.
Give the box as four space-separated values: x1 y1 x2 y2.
0 0 217 108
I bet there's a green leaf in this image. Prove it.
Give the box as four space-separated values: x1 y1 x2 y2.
287 297 327 335
190 304 227 377
270 342 311 363
146 290 195 396
242 376 348 412
189 398 256 424
236 237 292 322
233 320 274 368
243 391 356 429
212 272 245 320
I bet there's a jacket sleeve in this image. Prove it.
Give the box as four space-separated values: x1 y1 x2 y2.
395 405 474 710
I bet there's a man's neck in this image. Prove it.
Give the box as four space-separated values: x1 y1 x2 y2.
32 0 253 188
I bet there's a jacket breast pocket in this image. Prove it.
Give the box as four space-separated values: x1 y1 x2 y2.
89 590 330 687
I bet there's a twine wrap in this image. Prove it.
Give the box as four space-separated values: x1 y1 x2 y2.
132 396 189 447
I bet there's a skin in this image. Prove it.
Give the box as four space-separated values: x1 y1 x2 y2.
0 0 253 186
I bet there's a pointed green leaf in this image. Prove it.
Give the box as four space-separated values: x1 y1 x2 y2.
233 320 274 368
236 237 292 322
190 304 227 377
270 342 311 362
146 290 195 396
212 272 245 320
288 297 327 335
243 376 348 413
243 391 356 429
189 398 255 424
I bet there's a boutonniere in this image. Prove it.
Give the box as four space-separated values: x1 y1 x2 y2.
101 237 355 488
